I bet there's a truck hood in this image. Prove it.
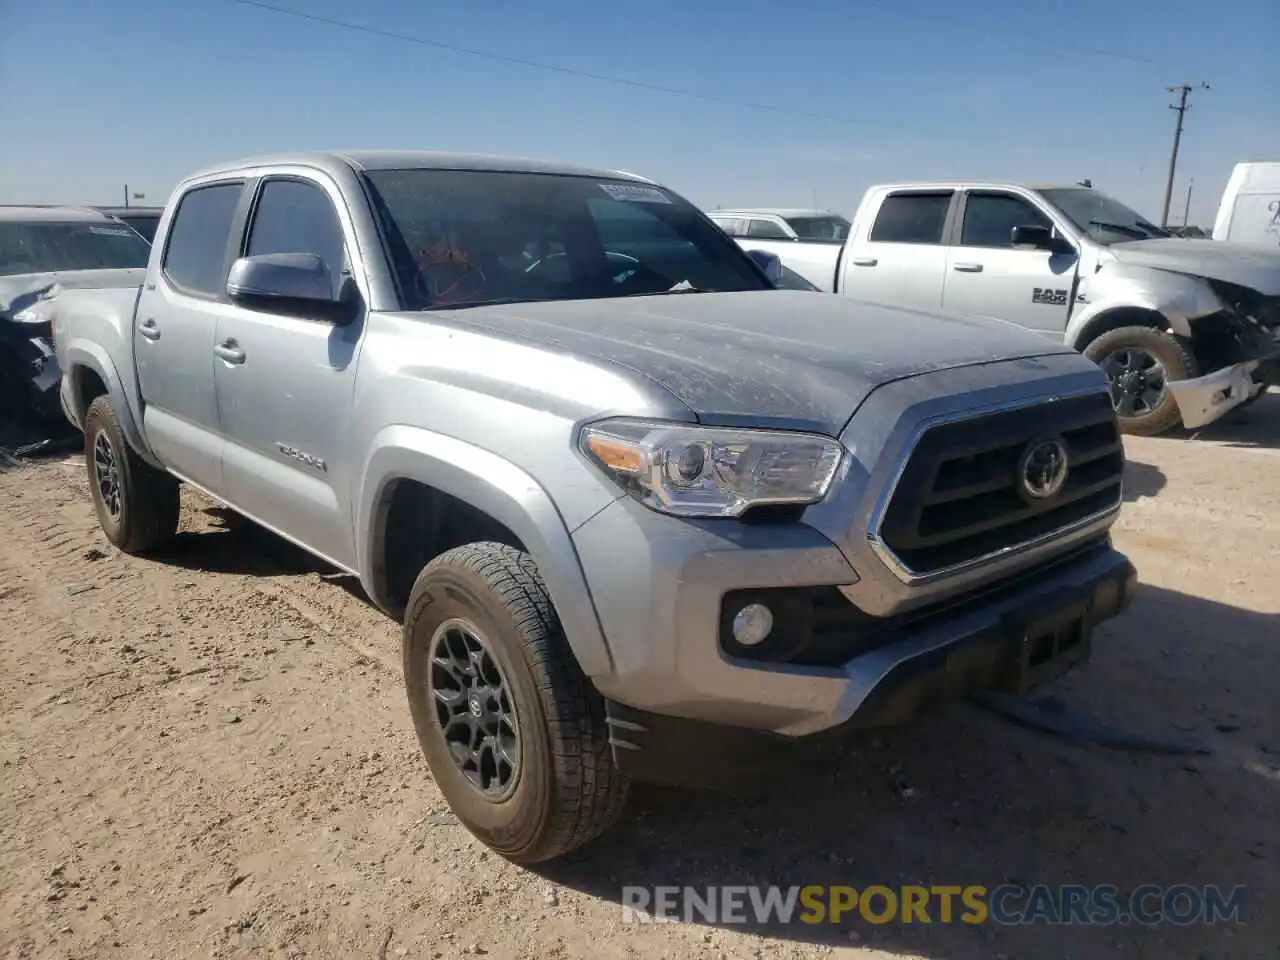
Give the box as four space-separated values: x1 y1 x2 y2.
1106 239 1280 295
0 267 146 320
423 290 1079 435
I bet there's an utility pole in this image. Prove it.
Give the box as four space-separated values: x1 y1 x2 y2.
123 184 129 208
1182 178 1194 228
1160 82 1209 228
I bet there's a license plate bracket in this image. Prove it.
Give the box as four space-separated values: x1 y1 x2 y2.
999 595 1094 695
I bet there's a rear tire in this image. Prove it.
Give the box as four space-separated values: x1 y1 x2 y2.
402 541 628 864
83 396 180 553
1084 326 1198 436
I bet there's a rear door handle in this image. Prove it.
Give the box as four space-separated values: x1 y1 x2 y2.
952 262 984 273
138 318 161 341
850 257 878 267
214 339 246 364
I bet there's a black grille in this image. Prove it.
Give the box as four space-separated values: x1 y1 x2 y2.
877 393 1123 575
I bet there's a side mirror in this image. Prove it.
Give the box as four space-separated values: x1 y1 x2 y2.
745 248 785 283
1011 224 1074 255
226 253 350 322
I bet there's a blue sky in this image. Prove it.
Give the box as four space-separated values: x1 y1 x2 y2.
2 0 1276 225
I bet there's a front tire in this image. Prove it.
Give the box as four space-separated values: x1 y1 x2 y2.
1084 326 1198 436
402 541 628 864
83 396 180 553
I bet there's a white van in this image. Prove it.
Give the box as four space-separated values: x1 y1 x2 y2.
1212 161 1280 246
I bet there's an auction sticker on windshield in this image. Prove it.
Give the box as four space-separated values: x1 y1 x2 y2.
599 183 672 204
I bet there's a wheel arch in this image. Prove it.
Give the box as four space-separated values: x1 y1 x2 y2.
1068 305 1170 353
356 425 615 677
62 341 159 466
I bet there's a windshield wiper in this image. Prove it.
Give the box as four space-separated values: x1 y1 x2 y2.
424 296 554 310
1089 220 1161 239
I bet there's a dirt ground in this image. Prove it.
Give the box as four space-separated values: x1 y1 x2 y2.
2 396 1277 960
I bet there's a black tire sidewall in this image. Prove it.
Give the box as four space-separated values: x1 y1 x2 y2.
403 563 556 855
1085 328 1191 433
84 400 130 547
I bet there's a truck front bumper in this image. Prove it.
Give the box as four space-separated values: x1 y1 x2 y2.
572 497 1135 785
1168 360 1262 429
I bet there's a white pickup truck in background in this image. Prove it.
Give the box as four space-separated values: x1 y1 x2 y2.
726 182 1280 435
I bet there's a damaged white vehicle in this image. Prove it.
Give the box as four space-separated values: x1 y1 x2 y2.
729 183 1280 435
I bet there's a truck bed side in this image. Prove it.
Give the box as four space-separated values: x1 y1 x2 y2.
50 281 149 457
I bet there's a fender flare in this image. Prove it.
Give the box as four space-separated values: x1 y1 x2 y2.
63 339 161 467
356 425 614 677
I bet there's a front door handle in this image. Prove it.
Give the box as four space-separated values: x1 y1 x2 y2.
850 256 878 267
138 318 161 341
952 262 984 273
214 339 246 365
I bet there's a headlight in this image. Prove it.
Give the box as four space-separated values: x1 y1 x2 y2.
580 418 844 518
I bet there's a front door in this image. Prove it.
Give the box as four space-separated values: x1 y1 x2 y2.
134 180 246 490
212 175 365 569
942 190 1079 335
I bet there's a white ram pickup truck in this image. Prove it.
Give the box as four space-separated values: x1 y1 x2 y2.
730 182 1280 435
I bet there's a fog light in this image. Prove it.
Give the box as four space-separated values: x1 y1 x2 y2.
732 603 774 646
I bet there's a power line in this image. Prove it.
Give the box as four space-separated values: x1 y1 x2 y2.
1160 82 1209 228
228 0 1066 148
850 0 1253 79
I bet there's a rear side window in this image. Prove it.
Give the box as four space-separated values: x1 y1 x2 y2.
961 193 1052 248
246 179 348 298
746 218 791 239
711 217 746 236
869 192 952 245
162 183 244 296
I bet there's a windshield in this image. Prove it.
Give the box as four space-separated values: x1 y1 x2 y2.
0 221 151 277
363 169 772 309
1038 188 1171 244
783 215 851 242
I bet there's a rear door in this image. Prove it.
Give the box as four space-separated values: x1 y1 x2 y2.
835 189 954 310
134 180 246 490
212 174 365 568
942 190 1080 335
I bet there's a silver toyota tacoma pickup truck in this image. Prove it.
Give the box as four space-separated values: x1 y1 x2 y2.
730 182 1280 436
49 152 1136 863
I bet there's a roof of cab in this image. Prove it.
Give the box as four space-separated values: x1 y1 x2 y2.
870 180 1085 192
0 205 115 223
181 151 656 185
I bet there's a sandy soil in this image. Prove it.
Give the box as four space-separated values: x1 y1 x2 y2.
2 396 1278 960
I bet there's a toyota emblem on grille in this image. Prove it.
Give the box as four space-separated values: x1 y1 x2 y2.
1018 437 1069 500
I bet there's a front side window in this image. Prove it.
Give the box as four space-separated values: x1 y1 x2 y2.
0 220 151 277
162 182 244 296
961 193 1053 248
246 179 348 298
363 170 771 308
869 192 953 245
1039 188 1169 244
